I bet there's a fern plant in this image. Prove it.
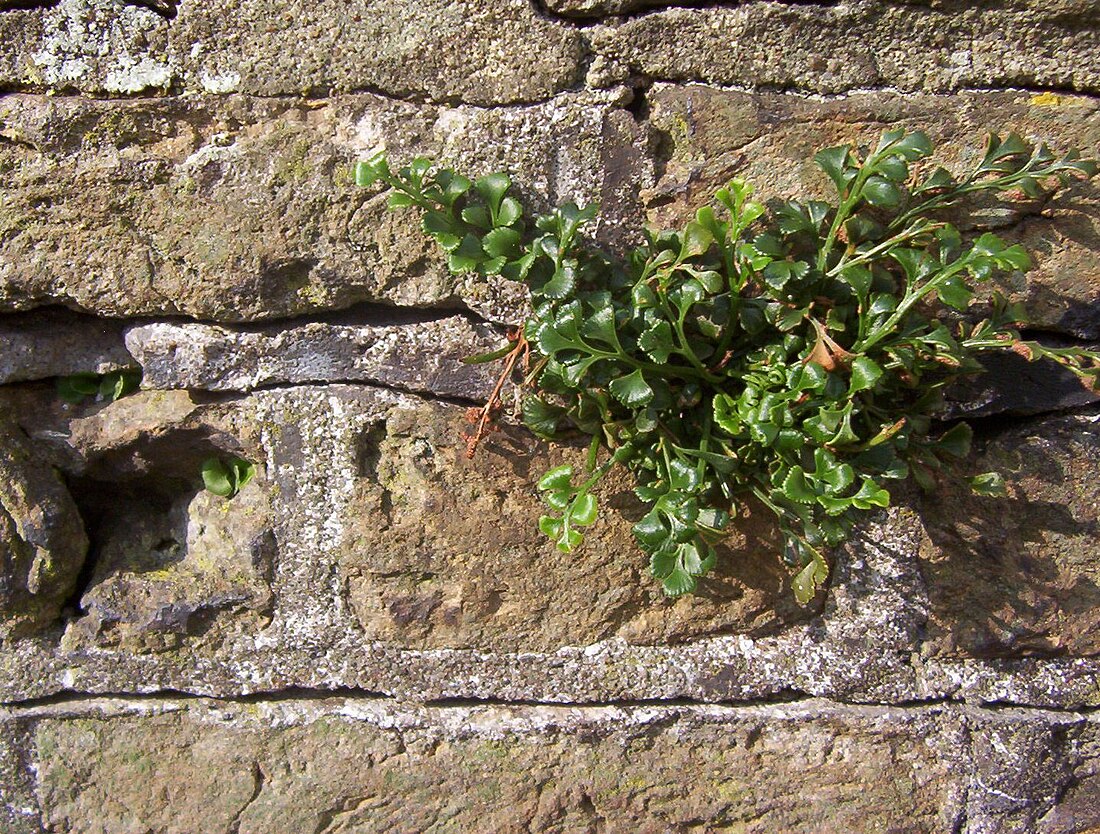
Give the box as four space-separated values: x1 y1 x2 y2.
355 131 1098 602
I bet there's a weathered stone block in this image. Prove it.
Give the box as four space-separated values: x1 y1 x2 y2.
918 414 1100 658
0 409 87 639
645 85 1100 338
0 0 585 103
590 4 1100 94
0 309 134 385
2 697 1094 834
0 89 649 323
124 314 501 399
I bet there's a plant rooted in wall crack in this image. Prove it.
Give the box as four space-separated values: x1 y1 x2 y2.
355 131 1099 602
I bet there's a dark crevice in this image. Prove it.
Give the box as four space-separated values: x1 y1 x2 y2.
125 0 177 19
0 0 60 10
534 0 1100 25
623 79 651 123
3 686 391 710
219 299 499 333
0 299 500 336
59 478 104 620
1 78 1098 108
5 683 1100 716
962 401 1100 443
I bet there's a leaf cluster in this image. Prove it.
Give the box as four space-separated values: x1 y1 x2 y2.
57 370 142 404
356 131 1098 602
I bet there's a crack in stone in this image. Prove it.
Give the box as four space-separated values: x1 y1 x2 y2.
1 80 1097 109
535 0 1100 25
4 685 1100 717
225 761 264 834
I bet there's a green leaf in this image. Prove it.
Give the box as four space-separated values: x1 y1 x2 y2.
863 176 902 209
556 526 584 553
849 355 884 393
201 458 235 498
447 234 485 273
609 369 654 408
99 370 140 402
633 511 669 549
638 320 675 363
570 493 598 526
968 471 1007 497
521 397 566 438
680 221 713 259
713 394 743 436
537 465 574 493
461 205 492 230
791 548 829 604
815 146 855 194
482 227 522 259
440 172 472 205
782 467 817 504
936 422 973 459
496 196 523 227
57 373 99 403
937 275 972 310
668 458 701 492
851 479 891 509
475 172 511 213
538 262 577 299
539 515 563 539
355 154 389 187
890 130 932 161
463 342 515 365
231 458 256 491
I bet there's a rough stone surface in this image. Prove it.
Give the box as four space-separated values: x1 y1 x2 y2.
0 384 1096 715
0 696 1095 834
0 309 135 385
919 413 1100 658
549 0 1100 16
0 89 649 324
124 313 501 399
0 409 87 639
945 348 1100 418
1 0 1099 828
590 3 1100 94
644 85 1100 338
0 0 584 103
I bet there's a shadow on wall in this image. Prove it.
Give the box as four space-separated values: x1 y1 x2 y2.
917 413 1100 658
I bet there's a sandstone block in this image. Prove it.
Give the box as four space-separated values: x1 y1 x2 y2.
0 90 649 324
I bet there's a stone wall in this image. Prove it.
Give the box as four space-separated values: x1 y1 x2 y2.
1 1 1099 831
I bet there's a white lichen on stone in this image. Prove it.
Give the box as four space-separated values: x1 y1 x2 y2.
198 71 242 94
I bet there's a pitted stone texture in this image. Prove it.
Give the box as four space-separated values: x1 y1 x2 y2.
0 385 1097 707
0 90 650 324
0 0 172 95
0 309 135 385
0 0 583 103
0 410 87 639
645 85 1100 338
3 697 1096 834
124 314 501 399
549 0 1100 16
337 399 815 653
918 413 1100 659
169 0 584 104
590 3 1100 94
